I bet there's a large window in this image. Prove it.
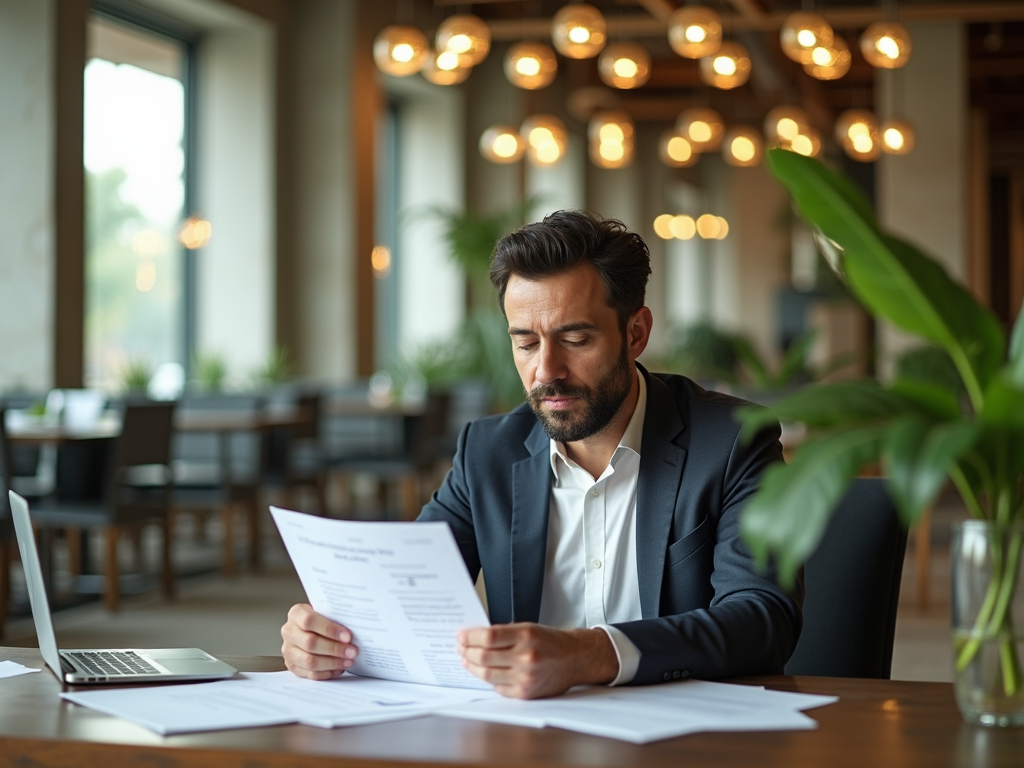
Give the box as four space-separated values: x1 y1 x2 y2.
84 15 191 390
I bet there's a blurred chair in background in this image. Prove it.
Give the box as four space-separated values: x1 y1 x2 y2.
262 390 329 517
172 394 267 574
28 401 177 612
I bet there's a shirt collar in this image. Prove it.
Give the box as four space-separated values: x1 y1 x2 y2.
549 367 647 475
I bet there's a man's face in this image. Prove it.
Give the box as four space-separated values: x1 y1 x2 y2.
503 263 647 443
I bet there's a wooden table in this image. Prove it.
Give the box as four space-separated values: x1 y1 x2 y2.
1 647 1022 768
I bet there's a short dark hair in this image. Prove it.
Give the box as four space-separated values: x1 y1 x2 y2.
489 210 652 328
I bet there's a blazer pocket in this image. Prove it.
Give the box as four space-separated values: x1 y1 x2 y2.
667 516 714 568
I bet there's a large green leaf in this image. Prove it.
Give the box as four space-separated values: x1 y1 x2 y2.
766 149 1005 408
887 379 962 421
738 379 921 441
741 425 887 588
882 416 981 526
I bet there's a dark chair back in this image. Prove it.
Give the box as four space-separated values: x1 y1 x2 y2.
174 394 265 482
113 402 176 468
784 478 908 679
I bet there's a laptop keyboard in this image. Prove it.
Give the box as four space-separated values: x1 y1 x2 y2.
65 650 160 676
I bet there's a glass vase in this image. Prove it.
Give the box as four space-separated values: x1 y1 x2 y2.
952 520 1024 727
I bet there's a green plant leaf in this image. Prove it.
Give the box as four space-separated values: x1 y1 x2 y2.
731 335 772 390
737 379 914 441
766 149 1005 408
1010 298 1024 388
741 425 887 588
777 330 817 388
882 416 981 526
887 379 962 421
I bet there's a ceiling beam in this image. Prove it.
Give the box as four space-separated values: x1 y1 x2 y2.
633 0 676 24
724 0 768 21
488 3 1024 40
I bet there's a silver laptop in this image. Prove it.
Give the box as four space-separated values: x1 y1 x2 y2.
9 490 237 684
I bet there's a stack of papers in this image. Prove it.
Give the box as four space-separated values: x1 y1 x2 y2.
61 672 835 742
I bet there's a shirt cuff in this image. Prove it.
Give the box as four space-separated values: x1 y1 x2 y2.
595 624 641 686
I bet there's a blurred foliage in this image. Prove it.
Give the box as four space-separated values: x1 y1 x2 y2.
894 344 966 400
662 322 741 384
192 352 229 392
250 346 293 388
387 311 524 414
118 358 153 394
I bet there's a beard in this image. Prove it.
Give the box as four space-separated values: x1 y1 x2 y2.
527 342 633 443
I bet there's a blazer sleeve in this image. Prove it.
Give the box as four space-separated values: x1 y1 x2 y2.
416 422 482 582
612 422 804 684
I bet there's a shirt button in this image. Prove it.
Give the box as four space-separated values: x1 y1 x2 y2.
592 559 602 569
591 488 599 497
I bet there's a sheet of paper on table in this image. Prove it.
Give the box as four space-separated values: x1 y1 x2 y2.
0 660 42 679
435 680 838 744
61 671 500 735
270 506 490 690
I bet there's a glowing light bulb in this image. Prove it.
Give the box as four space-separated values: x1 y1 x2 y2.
696 214 721 239
732 136 755 162
436 50 460 70
811 46 832 66
568 26 591 44
600 124 624 142
505 42 557 89
480 125 525 163
493 134 519 158
797 29 817 48
670 215 696 240
689 121 711 143
685 25 706 43
876 35 900 59
713 56 736 76
516 57 540 76
883 128 904 150
668 137 692 162
653 214 674 240
852 134 874 153
777 118 800 141
600 143 624 162
392 44 414 63
791 135 813 156
447 34 472 54
614 58 639 78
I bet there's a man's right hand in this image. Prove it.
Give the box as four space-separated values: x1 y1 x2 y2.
280 603 359 680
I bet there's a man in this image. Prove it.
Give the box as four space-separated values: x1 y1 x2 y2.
281 210 802 699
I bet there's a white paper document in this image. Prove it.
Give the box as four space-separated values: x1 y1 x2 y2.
0 660 41 679
61 671 499 735
270 506 490 689
436 680 838 744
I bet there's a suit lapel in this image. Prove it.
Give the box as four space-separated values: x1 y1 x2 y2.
510 422 551 623
635 368 687 619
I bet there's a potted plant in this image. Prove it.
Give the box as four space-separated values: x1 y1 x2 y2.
739 149 1024 726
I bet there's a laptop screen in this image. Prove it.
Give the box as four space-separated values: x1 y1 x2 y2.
9 491 64 678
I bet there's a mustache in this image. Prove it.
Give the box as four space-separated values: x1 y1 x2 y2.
529 382 591 401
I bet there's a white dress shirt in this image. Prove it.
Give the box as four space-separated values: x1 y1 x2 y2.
537 369 646 685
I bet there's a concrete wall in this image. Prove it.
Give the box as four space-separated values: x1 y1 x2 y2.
0 0 54 391
290 0 358 381
196 21 276 381
876 22 968 375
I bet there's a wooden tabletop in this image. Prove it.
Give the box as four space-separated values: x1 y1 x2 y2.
1 646 1021 768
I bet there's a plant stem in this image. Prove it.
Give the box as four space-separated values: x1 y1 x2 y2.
950 464 986 520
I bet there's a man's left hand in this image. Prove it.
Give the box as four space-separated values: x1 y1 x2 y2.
456 623 619 699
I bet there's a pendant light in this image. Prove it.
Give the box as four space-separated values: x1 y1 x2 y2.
589 112 634 169
722 126 763 167
880 118 915 155
178 215 212 250
677 108 724 153
780 12 834 64
653 214 675 240
435 14 491 66
699 41 751 90
860 21 913 68
598 43 651 89
696 214 724 240
764 106 809 144
804 36 851 80
667 6 722 59
421 47 471 85
521 115 568 167
669 215 697 240
551 4 606 59
789 126 823 157
374 25 429 76
505 42 558 90
835 109 882 161
658 129 698 168
480 125 525 164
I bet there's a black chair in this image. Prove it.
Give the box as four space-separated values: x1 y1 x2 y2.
172 394 267 574
262 391 329 516
331 392 451 520
29 401 177 612
784 477 908 679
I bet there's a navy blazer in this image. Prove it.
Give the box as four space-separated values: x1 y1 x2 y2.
419 366 803 685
